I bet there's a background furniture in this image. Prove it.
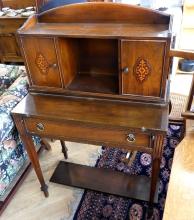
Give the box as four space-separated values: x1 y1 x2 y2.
0 0 35 63
14 3 171 211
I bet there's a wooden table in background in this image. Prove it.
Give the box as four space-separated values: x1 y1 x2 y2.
164 132 194 220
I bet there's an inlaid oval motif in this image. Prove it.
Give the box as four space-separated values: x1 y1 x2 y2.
133 57 151 83
35 53 49 75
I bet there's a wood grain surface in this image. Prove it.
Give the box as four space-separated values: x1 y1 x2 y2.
164 132 194 220
12 94 168 133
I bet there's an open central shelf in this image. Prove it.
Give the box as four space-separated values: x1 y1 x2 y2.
58 38 119 94
67 73 118 94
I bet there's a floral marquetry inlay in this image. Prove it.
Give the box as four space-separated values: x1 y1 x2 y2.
133 57 151 83
35 53 50 75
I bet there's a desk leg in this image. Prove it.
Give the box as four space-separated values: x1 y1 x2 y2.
13 115 49 197
60 140 68 159
150 134 164 204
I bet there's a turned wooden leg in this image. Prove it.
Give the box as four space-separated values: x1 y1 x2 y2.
13 115 49 197
149 134 164 204
60 140 68 159
41 138 52 151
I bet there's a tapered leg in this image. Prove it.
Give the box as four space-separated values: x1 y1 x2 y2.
13 115 49 197
150 134 164 204
41 138 52 151
60 140 68 159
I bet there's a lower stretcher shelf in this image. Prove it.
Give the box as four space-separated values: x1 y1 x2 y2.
50 161 159 203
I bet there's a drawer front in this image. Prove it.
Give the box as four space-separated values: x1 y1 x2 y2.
24 118 151 148
21 37 62 88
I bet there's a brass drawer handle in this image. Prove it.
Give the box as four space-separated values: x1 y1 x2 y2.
36 123 44 132
126 134 135 142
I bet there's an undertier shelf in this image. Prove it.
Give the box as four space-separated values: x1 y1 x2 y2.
50 161 159 203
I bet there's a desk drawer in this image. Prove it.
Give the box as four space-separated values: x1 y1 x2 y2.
24 118 151 148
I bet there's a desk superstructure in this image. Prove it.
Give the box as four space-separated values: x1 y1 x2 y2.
12 2 171 206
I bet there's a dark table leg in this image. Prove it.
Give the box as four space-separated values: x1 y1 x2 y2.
41 138 52 151
13 115 49 197
60 140 68 159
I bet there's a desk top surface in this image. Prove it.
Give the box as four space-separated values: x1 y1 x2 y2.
12 94 168 133
163 132 194 220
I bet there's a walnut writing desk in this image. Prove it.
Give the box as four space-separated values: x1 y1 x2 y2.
12 93 168 203
12 3 171 205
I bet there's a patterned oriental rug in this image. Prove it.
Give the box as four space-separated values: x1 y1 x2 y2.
73 123 184 220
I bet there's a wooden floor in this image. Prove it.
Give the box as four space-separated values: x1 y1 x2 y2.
164 131 194 220
1 141 101 220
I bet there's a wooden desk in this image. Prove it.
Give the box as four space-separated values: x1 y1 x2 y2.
163 132 194 220
12 93 168 204
12 3 172 212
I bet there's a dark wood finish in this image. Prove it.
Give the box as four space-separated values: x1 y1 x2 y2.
13 3 171 206
78 39 118 76
21 37 62 87
0 17 26 63
60 141 68 159
18 23 170 39
121 40 166 97
50 161 159 203
67 74 118 94
57 38 78 88
41 138 52 151
18 3 171 103
1 0 35 9
12 93 168 204
13 115 49 197
13 94 168 133
0 0 35 63
186 75 194 113
37 3 170 24
169 49 194 60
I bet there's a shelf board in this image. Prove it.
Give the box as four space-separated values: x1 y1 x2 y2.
50 161 159 203
18 23 169 38
67 73 118 94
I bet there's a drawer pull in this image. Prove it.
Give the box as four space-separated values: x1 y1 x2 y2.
123 67 129 74
52 63 57 68
36 123 44 131
126 134 135 142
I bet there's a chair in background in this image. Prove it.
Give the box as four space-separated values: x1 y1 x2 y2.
169 49 194 135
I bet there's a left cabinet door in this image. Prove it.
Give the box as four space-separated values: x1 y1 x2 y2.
21 37 62 88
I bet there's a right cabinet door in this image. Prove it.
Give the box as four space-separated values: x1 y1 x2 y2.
120 40 166 97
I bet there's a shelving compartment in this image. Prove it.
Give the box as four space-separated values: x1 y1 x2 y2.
58 38 119 94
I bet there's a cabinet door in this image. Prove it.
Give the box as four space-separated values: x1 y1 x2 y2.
21 37 62 87
121 40 166 97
